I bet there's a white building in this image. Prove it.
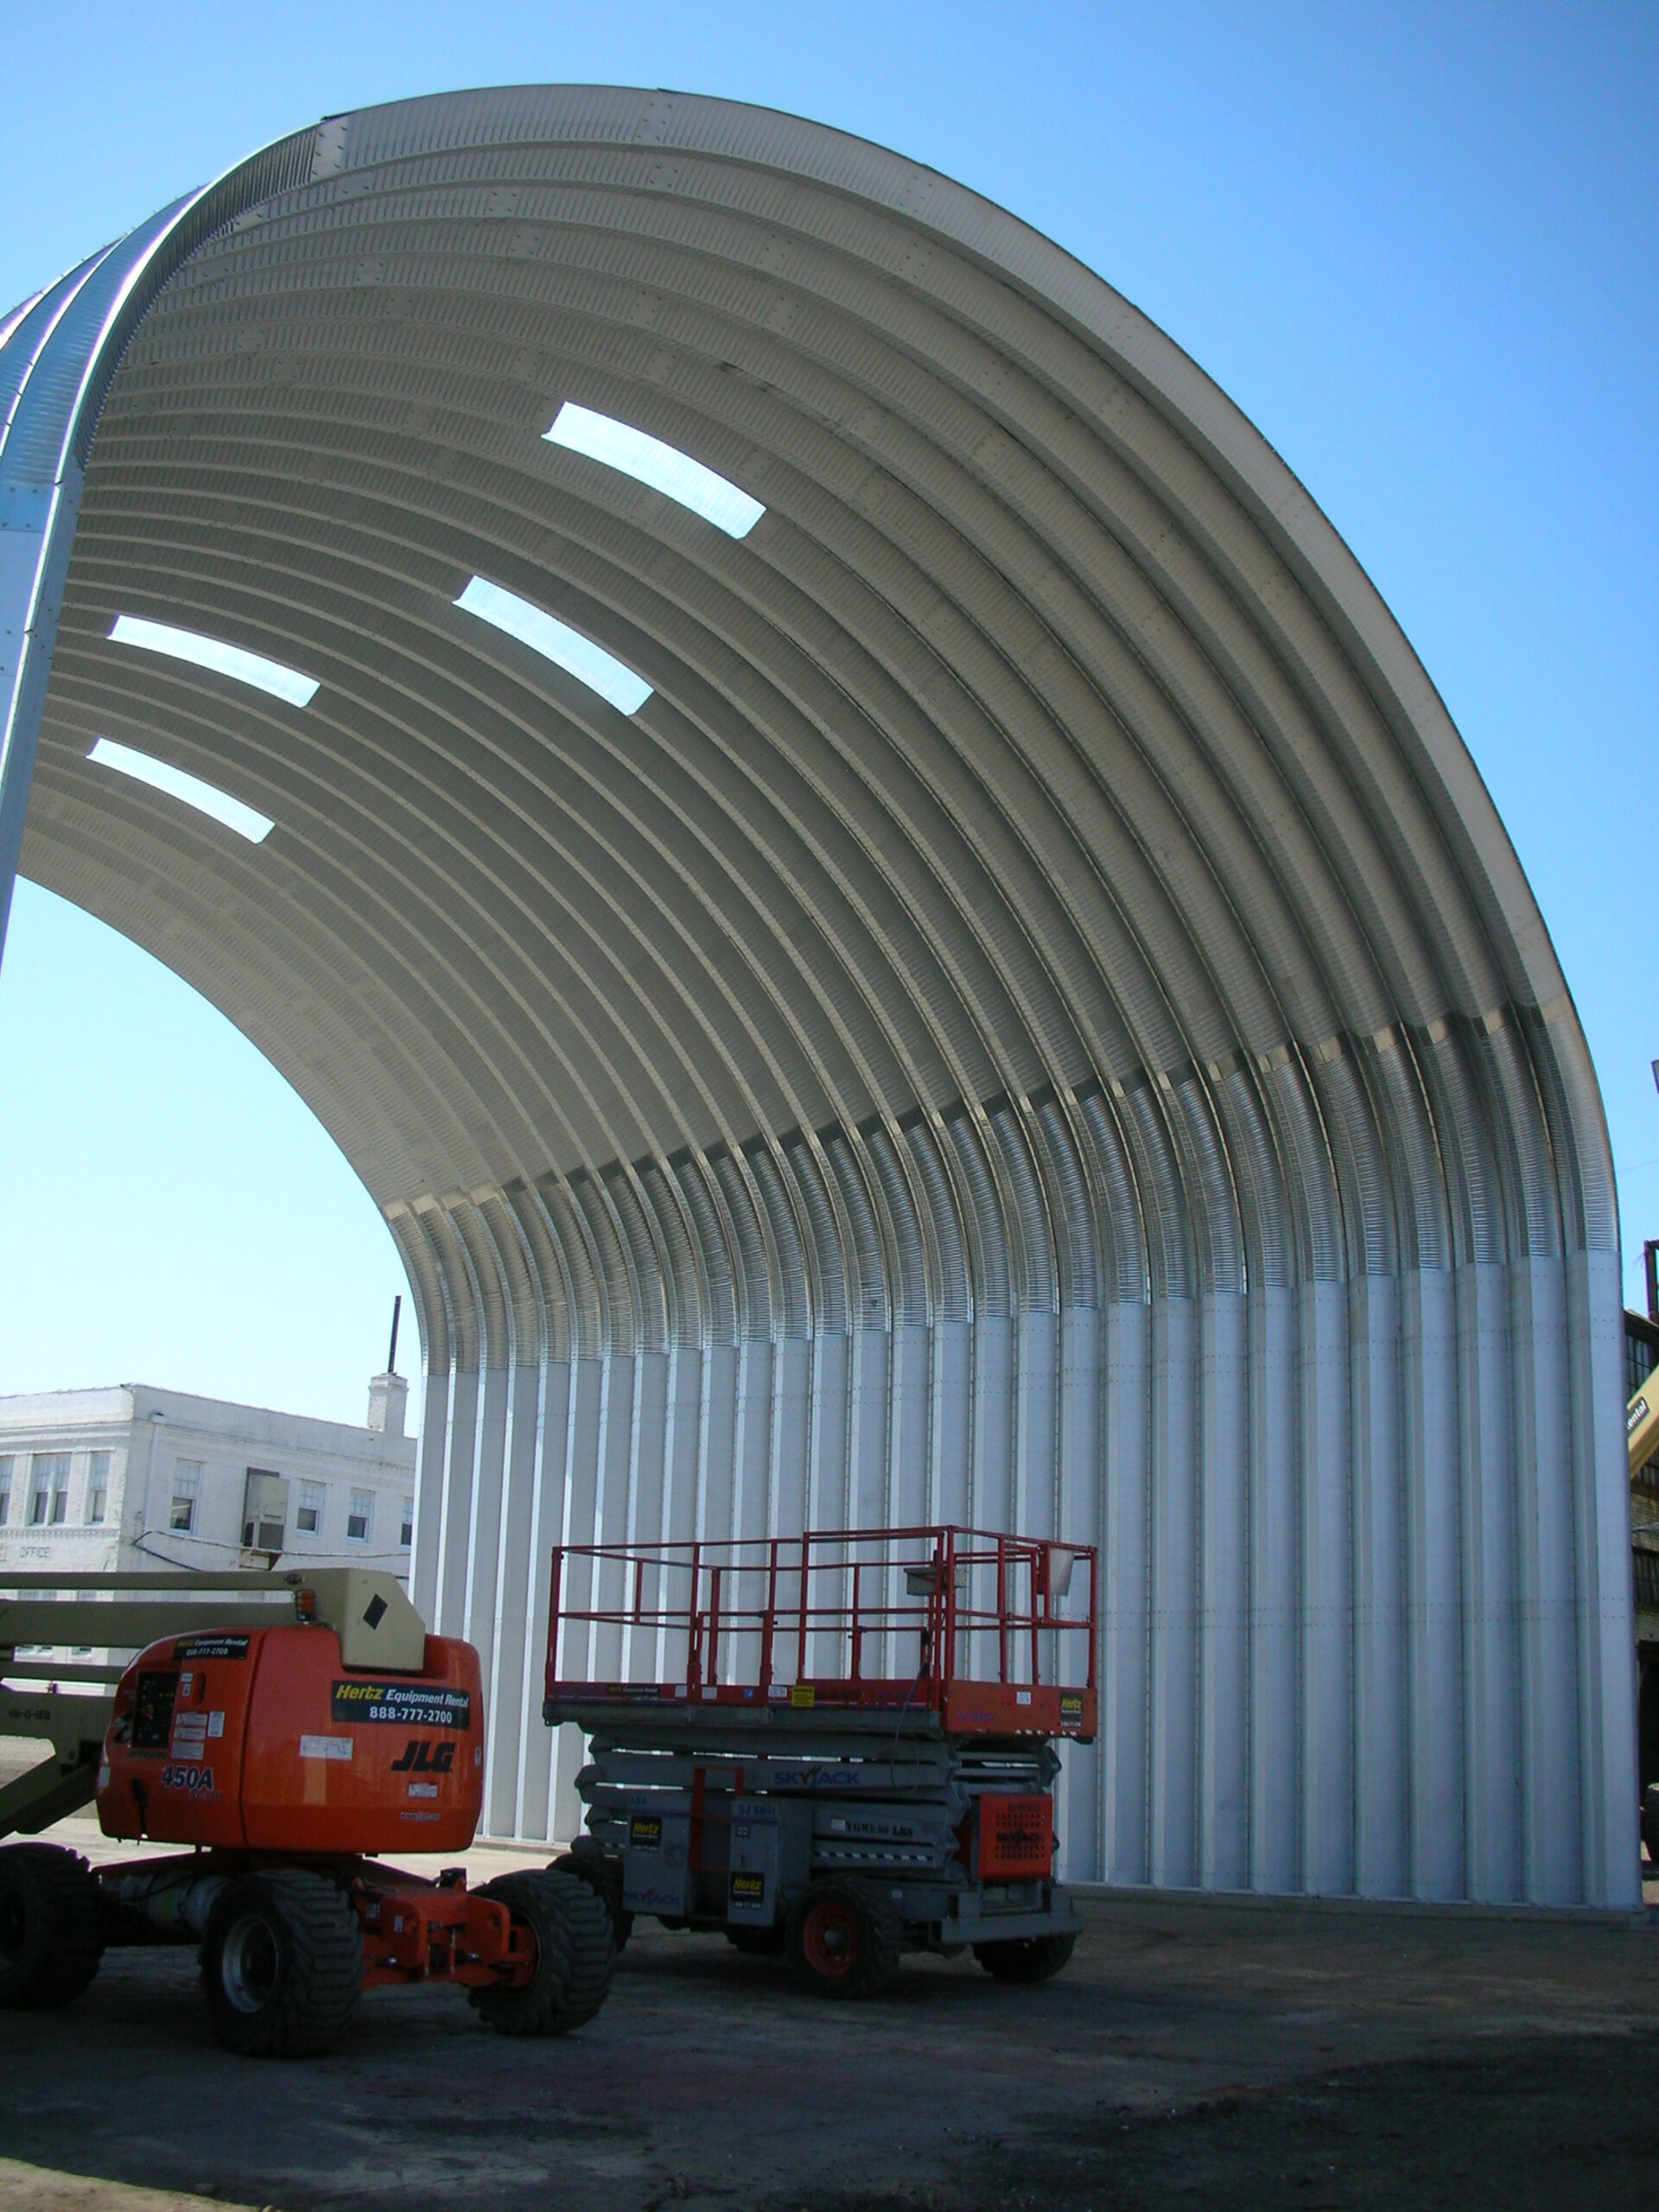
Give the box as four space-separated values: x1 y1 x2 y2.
0 1374 416 1592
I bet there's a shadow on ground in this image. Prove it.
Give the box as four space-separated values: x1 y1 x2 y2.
2 1884 1656 2210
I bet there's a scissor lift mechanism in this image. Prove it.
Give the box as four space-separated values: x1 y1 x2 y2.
543 1524 1096 1995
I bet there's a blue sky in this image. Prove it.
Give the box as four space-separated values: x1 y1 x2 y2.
1 2 1654 1421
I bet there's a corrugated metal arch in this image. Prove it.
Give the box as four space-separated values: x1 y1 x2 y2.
0 85 1634 1907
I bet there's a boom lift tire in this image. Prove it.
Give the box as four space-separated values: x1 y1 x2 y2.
786 1878 901 1999
0 1844 105 2010
549 1846 634 1950
200 1871 364 2057
467 1870 614 2036
972 1930 1077 1983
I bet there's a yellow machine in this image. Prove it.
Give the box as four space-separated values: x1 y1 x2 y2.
1631 1363 1659 1870
1628 1363 1659 1638
1630 1365 1659 1482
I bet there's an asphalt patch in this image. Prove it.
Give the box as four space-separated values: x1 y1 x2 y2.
778 2031 1659 2211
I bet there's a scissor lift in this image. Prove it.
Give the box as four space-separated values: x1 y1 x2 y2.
543 1524 1096 1997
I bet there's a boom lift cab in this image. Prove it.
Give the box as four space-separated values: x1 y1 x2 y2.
543 1525 1094 1997
0 1568 614 2055
100 1623 483 1855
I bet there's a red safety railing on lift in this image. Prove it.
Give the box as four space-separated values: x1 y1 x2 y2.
543 1524 1097 1739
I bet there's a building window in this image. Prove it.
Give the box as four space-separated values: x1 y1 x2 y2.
0 1458 11 1526
346 1490 372 1543
400 1496 414 1548
171 1461 201 1533
296 1481 325 1535
30 1454 70 1526
85 1452 111 1524
241 1468 288 1554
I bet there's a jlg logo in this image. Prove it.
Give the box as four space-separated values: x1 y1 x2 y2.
391 1738 455 1775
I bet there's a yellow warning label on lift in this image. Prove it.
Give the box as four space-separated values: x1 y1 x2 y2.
790 1685 816 1709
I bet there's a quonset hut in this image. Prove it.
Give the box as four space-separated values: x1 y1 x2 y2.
0 88 1636 1905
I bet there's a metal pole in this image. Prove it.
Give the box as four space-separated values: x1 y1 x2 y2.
760 1539 778 1694
945 1528 960 1688
688 1542 702 1693
547 1548 563 1682
797 1531 810 1684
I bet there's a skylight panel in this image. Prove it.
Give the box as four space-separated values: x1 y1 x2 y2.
545 402 765 540
108 615 319 707
87 738 274 844
454 575 652 715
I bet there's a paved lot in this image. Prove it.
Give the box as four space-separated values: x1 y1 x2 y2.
2 1807 1657 2210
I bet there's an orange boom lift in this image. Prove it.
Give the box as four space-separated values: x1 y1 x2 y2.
0 1568 613 2055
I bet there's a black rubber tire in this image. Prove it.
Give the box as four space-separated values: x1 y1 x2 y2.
0 1844 105 2010
725 1923 786 1956
550 1847 634 1950
469 1870 615 2036
972 1930 1077 1983
785 1878 901 1999
200 1871 363 2057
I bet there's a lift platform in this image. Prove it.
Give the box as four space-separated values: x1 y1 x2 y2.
543 1525 1096 1996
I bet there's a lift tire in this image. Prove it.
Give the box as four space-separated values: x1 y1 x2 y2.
726 1923 786 1957
469 1871 615 2036
550 1848 634 1950
786 1879 901 1999
0 1844 105 2010
200 1871 363 2057
972 1930 1077 1983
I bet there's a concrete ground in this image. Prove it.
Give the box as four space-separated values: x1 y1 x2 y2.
0 1798 1657 2210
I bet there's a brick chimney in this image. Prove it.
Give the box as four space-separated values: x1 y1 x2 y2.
367 1371 408 1437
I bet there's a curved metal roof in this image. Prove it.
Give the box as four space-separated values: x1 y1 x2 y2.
0 87 1636 1904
